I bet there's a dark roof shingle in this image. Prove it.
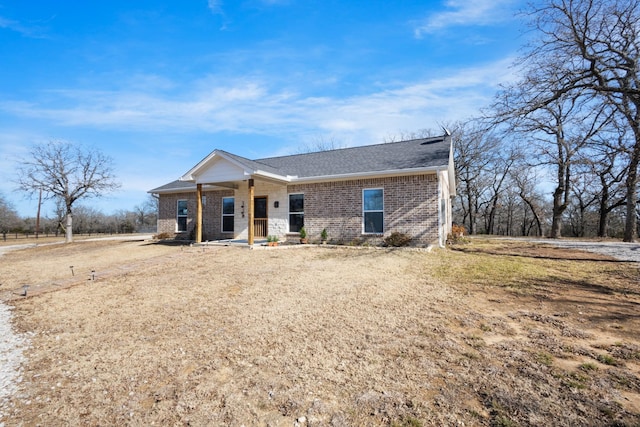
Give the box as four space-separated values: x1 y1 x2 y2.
254 136 450 178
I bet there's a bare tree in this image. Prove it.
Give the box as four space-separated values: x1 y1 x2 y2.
383 128 438 143
584 127 630 237
16 141 120 243
511 165 546 236
0 193 21 240
522 0 640 241
133 195 159 231
491 85 611 237
452 123 493 234
297 136 346 153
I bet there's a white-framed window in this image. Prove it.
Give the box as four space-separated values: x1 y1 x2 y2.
363 188 384 234
177 200 188 232
289 193 304 232
222 197 234 233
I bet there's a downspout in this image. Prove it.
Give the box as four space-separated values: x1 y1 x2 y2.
437 172 444 248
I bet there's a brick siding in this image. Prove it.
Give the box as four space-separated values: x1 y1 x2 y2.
157 174 440 245
157 189 234 240
288 174 439 245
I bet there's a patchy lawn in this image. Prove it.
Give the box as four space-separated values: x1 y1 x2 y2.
1 239 639 426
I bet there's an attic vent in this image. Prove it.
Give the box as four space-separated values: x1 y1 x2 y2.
420 138 443 145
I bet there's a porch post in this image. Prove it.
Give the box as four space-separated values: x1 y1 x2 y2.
196 183 203 243
248 179 255 246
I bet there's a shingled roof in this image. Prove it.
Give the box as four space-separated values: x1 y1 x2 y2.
254 136 450 178
150 135 452 193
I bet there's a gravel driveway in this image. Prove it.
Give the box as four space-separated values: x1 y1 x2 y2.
510 238 640 263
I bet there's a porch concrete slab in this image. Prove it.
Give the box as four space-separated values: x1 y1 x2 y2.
196 238 268 248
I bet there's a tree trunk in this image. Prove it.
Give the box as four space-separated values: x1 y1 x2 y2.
550 188 565 239
466 192 475 235
550 146 569 238
520 193 542 237
65 212 73 243
597 181 610 238
623 135 640 242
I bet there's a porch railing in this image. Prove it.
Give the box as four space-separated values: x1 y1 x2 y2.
254 218 268 237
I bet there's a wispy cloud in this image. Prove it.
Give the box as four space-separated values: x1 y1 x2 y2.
0 15 46 38
0 58 518 148
414 0 515 37
207 0 223 15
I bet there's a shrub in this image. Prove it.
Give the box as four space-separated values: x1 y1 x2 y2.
447 224 468 245
384 231 412 247
153 232 173 240
451 224 466 237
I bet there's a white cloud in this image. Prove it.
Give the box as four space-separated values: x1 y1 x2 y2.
0 58 519 148
207 0 223 15
0 15 47 38
414 0 515 37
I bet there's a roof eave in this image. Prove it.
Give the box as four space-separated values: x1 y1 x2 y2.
254 170 294 183
149 183 241 194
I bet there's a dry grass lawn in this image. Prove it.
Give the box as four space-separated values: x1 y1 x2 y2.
1 238 639 426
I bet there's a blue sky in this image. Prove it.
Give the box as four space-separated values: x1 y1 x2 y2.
0 0 526 217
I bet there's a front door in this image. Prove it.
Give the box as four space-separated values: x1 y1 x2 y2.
254 196 268 237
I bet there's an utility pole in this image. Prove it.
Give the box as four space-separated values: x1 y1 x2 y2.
35 187 42 238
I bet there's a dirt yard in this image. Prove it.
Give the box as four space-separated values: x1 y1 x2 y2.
1 238 639 426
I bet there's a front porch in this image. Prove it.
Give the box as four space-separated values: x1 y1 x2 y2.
191 177 294 246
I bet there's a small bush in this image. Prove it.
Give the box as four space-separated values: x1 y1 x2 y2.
153 232 173 240
384 231 412 247
536 351 554 367
579 362 598 372
451 224 466 236
597 353 619 366
447 224 468 245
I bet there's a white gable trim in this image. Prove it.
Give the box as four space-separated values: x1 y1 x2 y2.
180 150 249 182
180 150 293 184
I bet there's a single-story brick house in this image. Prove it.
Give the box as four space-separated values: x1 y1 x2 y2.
149 134 456 247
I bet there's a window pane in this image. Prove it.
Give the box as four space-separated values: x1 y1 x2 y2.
177 200 188 216
363 189 383 211
289 194 304 212
364 212 383 233
289 213 304 232
222 216 234 232
177 216 187 232
222 197 234 215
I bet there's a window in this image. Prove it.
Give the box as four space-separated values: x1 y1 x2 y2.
222 197 234 233
177 200 188 232
289 193 304 232
363 189 384 234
